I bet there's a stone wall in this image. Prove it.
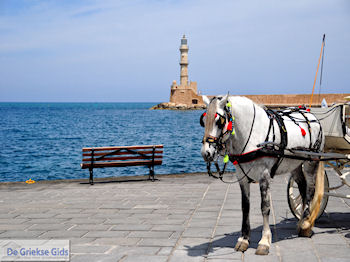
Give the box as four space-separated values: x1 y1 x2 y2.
152 93 349 110
244 93 350 107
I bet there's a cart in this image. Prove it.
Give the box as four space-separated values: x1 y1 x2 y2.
287 103 350 219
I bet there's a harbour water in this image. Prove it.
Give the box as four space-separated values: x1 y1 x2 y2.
0 102 234 182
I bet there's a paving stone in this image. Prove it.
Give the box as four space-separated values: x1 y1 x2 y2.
70 224 112 231
157 247 173 255
71 245 112 254
151 225 185 231
83 231 129 238
169 249 206 262
39 230 88 238
0 219 28 224
67 218 106 224
104 218 144 224
244 253 280 262
70 238 96 245
315 244 350 258
27 223 72 231
113 246 161 256
110 224 152 231
176 238 211 250
143 219 186 225
183 228 214 238
24 218 69 224
128 231 173 238
92 237 141 246
122 255 168 262
18 213 57 219
70 254 122 262
138 238 178 247
0 224 32 230
280 250 319 262
321 258 350 262
205 247 241 260
0 230 44 238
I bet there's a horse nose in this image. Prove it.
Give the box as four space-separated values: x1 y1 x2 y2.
204 150 214 162
206 151 211 158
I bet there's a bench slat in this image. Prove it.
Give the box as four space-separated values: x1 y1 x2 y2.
82 150 163 157
81 160 163 169
82 145 163 152
82 155 163 162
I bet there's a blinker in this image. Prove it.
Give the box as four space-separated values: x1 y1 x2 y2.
200 112 206 127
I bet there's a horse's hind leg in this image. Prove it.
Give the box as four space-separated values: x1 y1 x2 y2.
297 161 324 237
291 164 308 212
256 170 272 255
235 177 250 252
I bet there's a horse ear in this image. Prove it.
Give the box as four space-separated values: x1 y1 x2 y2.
202 96 210 107
219 94 229 107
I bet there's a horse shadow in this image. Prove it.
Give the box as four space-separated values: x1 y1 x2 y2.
184 212 350 257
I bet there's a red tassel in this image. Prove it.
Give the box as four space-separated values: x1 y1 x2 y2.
306 108 310 112
233 160 238 165
298 105 302 109
227 121 232 131
300 127 306 136
215 113 217 118
203 112 206 117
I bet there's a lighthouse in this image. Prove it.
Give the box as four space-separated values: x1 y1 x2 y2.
169 35 203 108
180 35 189 86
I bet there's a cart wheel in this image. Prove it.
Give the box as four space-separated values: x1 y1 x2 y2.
287 171 329 220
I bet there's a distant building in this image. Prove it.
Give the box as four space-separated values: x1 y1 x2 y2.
150 35 349 110
169 35 204 107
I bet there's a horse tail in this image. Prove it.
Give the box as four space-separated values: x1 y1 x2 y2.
308 161 325 226
298 161 324 236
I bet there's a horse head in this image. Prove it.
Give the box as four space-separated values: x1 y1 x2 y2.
200 94 234 162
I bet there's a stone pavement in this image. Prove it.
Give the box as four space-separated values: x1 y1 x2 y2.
0 169 349 262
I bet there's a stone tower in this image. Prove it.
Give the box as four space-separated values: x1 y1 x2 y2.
180 35 189 86
169 35 204 107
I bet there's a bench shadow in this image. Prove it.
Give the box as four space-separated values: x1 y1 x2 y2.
184 212 350 257
79 178 159 185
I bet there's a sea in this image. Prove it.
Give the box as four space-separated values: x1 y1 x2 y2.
0 102 234 183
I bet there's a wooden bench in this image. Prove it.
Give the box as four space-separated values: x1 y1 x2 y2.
81 145 163 185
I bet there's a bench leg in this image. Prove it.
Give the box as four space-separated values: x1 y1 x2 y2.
89 168 94 185
149 166 155 182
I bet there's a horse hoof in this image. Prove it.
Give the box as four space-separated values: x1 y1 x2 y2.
298 227 313 238
234 239 249 252
297 220 313 237
255 244 269 255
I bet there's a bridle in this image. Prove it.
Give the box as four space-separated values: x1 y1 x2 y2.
200 103 234 181
200 107 234 151
200 101 257 183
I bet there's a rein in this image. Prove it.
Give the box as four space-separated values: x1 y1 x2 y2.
205 102 257 183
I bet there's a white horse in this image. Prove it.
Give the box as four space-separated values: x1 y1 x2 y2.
200 95 325 255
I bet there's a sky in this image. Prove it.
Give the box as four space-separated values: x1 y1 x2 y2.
0 0 349 102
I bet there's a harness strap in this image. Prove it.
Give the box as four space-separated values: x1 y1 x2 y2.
275 112 288 149
264 109 276 143
240 103 256 154
299 111 312 149
262 109 288 178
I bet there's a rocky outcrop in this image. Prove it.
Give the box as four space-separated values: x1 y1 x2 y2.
150 102 206 110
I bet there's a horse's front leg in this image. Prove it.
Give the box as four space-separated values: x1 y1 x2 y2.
256 171 272 255
235 177 250 252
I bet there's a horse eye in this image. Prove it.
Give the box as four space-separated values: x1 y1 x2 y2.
216 117 226 128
